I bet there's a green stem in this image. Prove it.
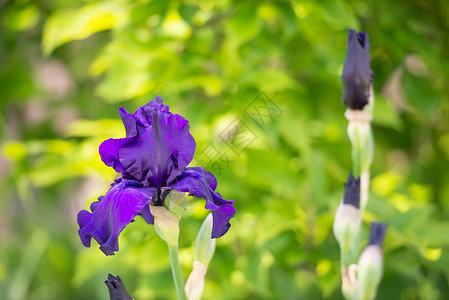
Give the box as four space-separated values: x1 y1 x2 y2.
168 244 187 300
341 242 359 300
351 147 361 178
341 246 349 268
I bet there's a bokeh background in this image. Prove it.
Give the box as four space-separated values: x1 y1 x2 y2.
1 0 449 299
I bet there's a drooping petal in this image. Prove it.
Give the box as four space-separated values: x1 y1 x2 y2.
342 29 374 110
211 205 235 238
100 96 196 188
77 180 155 255
167 167 235 238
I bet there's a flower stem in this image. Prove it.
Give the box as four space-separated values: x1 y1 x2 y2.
351 147 362 179
341 246 350 268
168 244 187 300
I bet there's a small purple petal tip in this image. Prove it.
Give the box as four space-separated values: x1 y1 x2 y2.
343 172 360 208
368 222 387 247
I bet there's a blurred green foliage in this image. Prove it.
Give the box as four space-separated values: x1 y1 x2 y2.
1 0 449 299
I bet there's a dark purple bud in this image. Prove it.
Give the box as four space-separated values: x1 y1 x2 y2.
342 29 374 110
343 172 360 208
105 274 133 300
368 222 387 246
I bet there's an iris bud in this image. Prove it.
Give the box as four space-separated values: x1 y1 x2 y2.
185 214 216 300
357 223 387 300
105 274 133 300
185 260 208 300
194 213 216 266
345 109 374 177
150 206 179 247
333 174 361 253
333 204 361 253
342 29 374 110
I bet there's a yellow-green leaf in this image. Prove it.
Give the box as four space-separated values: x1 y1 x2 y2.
42 2 127 55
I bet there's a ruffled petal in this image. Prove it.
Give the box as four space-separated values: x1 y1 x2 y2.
167 167 235 238
77 180 155 255
119 97 196 187
99 137 134 173
119 107 138 137
101 96 196 188
99 110 140 174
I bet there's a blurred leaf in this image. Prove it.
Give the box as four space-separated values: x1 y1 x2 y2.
3 0 449 299
2 141 26 162
372 96 402 130
3 5 40 32
240 68 300 93
42 2 128 55
228 2 261 45
65 119 123 138
8 229 49 300
402 71 441 118
372 172 403 197
318 0 359 30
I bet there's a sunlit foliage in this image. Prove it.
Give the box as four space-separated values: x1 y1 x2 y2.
1 0 449 299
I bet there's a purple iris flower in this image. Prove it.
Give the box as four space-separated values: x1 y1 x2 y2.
342 29 374 110
77 96 235 255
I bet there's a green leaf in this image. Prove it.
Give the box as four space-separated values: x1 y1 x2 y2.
65 119 123 138
372 96 402 130
402 71 441 118
227 2 261 45
318 0 359 30
42 2 128 55
4 5 40 32
240 68 300 92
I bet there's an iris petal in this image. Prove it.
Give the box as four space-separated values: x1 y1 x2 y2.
168 167 235 238
138 204 154 224
100 96 196 188
77 180 155 255
99 137 134 174
119 107 138 137
80 97 235 256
